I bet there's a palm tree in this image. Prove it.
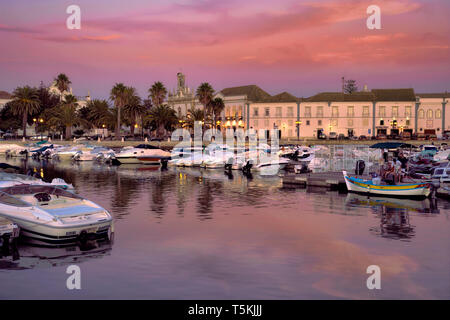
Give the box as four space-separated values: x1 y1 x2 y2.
148 82 167 107
54 73 71 101
123 88 145 136
196 83 214 131
186 107 205 129
210 97 225 130
144 104 178 139
85 99 112 128
45 94 84 139
110 83 128 140
11 86 41 137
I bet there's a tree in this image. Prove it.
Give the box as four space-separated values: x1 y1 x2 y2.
84 99 113 128
123 88 145 136
110 83 128 140
11 86 41 137
0 104 21 132
44 94 84 139
148 81 167 107
210 97 225 129
54 73 71 101
344 79 358 94
186 107 205 129
144 104 178 138
196 83 214 131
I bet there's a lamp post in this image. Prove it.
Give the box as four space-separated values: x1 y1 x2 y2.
295 120 301 140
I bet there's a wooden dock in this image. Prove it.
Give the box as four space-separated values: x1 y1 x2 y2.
282 172 370 190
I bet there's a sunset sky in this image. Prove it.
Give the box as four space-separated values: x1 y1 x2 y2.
1 0 449 99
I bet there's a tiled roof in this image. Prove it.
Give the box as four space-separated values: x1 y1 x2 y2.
220 85 271 102
305 92 375 102
416 93 450 99
0 91 12 99
305 89 416 102
371 88 416 101
263 92 300 103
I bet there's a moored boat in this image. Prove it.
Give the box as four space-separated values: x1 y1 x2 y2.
0 183 113 245
343 171 431 198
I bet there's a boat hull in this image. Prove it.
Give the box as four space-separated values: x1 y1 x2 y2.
0 212 113 245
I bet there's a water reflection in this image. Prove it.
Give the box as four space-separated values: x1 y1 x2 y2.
0 239 113 270
345 193 440 241
1 156 449 298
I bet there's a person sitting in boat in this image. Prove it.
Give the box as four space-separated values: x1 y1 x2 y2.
394 158 403 183
382 157 396 184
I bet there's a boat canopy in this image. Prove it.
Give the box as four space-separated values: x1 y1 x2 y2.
370 142 415 149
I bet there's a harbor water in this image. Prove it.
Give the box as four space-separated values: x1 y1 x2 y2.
0 157 449 299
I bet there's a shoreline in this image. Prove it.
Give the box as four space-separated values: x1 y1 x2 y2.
0 138 440 149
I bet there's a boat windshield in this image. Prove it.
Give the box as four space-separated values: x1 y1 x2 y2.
0 185 82 200
0 191 30 207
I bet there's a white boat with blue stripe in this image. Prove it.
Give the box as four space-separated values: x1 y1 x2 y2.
343 171 431 198
0 183 113 245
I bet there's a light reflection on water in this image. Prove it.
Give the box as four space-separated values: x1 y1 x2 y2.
0 157 449 299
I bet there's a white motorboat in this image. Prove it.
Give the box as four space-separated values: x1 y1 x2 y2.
73 147 115 161
253 156 289 175
0 172 74 190
115 144 171 165
54 146 85 161
0 183 113 245
0 144 28 157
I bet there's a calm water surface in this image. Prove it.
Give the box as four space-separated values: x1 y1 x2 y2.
0 158 449 299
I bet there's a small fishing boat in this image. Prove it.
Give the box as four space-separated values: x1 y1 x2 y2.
343 171 431 198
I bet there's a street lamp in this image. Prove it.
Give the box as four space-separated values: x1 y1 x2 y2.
295 120 301 140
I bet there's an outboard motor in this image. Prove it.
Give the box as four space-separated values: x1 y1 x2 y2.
355 160 365 175
242 160 253 175
161 159 168 170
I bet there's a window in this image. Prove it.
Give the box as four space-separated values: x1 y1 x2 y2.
306 120 310 126
264 119 269 126
392 106 399 117
347 106 354 117
406 119 410 126
426 120 433 128
331 119 338 127
379 106 386 117
253 120 258 127
265 107 270 117
288 119 293 126
287 107 294 117
418 109 424 119
380 120 384 126
405 106 411 117
436 109 442 119
318 120 322 126
363 106 370 117
276 120 281 127
332 106 339 117
304 107 311 118
347 119 353 127
232 106 236 116
363 118 369 126
276 107 282 117
316 106 323 117
253 107 259 116
427 109 433 119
